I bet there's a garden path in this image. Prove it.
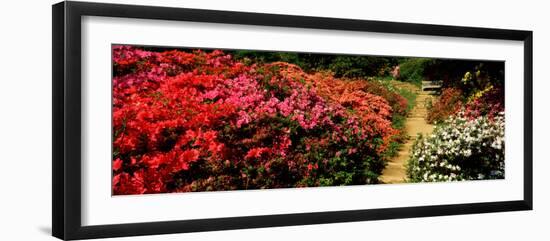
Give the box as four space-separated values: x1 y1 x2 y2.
379 82 435 184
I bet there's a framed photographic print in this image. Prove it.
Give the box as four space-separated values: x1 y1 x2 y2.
52 1 533 240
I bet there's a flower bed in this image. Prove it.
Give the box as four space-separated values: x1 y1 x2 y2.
427 85 504 122
112 46 405 194
407 112 505 182
426 87 463 124
464 86 504 120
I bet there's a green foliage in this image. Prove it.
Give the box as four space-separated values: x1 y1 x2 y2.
396 87 417 112
328 56 395 78
233 50 399 78
383 136 402 159
398 58 504 92
398 58 435 84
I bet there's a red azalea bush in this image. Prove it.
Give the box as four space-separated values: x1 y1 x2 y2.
112 46 402 195
426 86 504 125
463 87 504 119
426 87 464 124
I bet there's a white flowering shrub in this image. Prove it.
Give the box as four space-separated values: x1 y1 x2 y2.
407 112 504 182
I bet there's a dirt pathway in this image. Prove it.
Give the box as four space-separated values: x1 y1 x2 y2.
379 82 435 184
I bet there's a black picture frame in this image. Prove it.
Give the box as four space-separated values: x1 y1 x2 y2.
52 1 533 240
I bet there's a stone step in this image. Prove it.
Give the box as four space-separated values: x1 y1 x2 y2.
411 113 428 116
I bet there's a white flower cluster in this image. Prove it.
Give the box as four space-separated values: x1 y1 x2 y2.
407 111 505 182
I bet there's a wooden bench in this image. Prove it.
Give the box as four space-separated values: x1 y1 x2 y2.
421 80 443 92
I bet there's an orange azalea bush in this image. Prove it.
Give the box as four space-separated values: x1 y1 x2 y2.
311 73 402 152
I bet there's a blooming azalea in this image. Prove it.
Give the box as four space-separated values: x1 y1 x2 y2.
111 46 406 195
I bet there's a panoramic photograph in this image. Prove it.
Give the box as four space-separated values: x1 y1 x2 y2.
111 45 505 195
